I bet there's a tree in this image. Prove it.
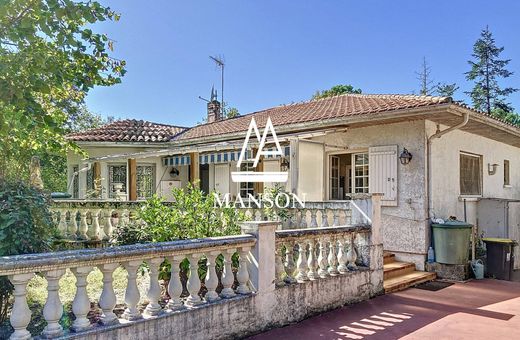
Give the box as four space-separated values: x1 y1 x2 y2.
436 82 459 97
0 0 126 180
465 26 518 115
415 57 435 95
223 106 240 119
312 84 362 99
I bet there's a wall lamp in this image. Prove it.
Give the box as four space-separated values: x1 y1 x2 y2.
487 163 499 175
399 148 413 165
170 167 180 177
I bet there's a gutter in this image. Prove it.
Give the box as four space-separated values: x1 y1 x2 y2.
426 110 470 244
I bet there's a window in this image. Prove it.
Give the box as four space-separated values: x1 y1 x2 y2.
239 162 255 198
504 160 510 186
137 165 155 199
108 164 127 198
460 153 482 196
353 153 369 193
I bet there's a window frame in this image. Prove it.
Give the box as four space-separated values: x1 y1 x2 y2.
136 163 156 200
459 152 483 197
239 161 255 198
352 153 369 194
108 163 128 199
504 159 511 187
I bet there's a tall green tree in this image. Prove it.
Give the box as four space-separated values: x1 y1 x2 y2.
436 82 459 97
312 84 362 99
465 26 518 115
0 0 125 180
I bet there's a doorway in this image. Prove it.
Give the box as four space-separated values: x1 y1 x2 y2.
200 164 210 194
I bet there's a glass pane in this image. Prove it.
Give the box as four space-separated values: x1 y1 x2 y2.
137 165 155 199
109 165 127 198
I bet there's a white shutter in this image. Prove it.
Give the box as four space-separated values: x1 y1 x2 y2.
369 145 398 206
263 160 280 192
297 140 324 201
214 164 229 194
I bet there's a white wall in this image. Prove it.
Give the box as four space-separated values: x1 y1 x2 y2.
428 120 520 225
310 120 429 269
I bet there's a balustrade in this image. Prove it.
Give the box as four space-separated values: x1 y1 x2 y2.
0 235 255 339
274 225 370 287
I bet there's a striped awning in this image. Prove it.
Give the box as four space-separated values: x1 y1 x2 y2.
163 154 191 166
199 146 290 165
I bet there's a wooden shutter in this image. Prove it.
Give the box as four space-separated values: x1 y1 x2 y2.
297 140 324 201
369 145 398 206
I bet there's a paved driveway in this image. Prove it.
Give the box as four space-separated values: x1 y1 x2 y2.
249 279 520 340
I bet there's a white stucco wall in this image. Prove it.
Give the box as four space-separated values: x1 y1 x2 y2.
310 120 429 269
428 120 520 226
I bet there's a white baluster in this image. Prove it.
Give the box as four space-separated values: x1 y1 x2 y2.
58 209 68 236
98 263 119 325
300 210 307 228
307 239 318 280
310 209 318 228
42 269 66 338
89 209 101 241
121 209 130 225
328 237 339 276
123 260 142 320
346 233 358 270
78 209 89 240
284 242 297 284
166 256 184 310
205 251 220 302
321 209 329 227
71 266 92 332
144 257 163 316
275 244 287 287
295 241 308 282
8 273 33 340
69 209 78 239
103 210 113 241
332 210 340 227
317 237 329 278
236 247 251 294
186 254 203 306
337 236 348 274
220 250 236 298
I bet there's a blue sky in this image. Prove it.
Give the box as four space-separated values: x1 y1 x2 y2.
86 0 520 127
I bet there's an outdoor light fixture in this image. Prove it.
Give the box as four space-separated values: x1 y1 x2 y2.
169 167 180 177
399 148 413 165
487 163 499 175
280 157 290 172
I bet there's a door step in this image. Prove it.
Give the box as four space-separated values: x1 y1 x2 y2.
383 252 436 293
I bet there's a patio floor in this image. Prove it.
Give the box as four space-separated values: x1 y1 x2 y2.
248 279 520 340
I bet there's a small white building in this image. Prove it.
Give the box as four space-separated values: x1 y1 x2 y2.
66 94 520 269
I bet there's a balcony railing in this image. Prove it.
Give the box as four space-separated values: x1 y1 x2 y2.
50 196 373 241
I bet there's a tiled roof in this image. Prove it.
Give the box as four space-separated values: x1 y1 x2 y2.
176 94 452 140
67 119 187 142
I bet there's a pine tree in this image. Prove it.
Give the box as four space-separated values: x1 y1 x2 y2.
465 26 518 114
436 82 459 98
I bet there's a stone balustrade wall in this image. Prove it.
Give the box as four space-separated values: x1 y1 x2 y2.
2 195 383 339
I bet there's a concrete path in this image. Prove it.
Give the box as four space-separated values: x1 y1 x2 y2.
249 279 520 340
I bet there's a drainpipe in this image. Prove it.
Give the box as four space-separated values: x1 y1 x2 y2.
67 162 92 196
426 111 470 246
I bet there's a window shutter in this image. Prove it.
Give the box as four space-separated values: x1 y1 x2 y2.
214 164 230 195
369 145 398 206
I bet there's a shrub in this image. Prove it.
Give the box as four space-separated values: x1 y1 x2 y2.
0 180 59 322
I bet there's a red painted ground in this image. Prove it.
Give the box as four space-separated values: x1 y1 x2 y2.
248 279 520 340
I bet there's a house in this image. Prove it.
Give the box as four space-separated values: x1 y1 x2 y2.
66 93 520 269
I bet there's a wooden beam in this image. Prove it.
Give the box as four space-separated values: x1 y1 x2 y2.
128 158 137 201
189 152 199 187
93 162 101 198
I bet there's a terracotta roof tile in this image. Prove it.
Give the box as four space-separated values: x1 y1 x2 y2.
67 119 187 142
176 94 452 140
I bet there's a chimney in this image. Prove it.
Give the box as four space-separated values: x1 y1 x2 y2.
207 86 222 123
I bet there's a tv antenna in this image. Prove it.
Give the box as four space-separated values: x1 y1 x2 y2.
209 55 225 114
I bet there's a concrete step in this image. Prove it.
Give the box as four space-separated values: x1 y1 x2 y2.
384 271 437 293
383 261 416 280
383 252 395 264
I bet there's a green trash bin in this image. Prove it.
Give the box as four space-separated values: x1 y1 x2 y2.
483 238 517 280
432 221 473 264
